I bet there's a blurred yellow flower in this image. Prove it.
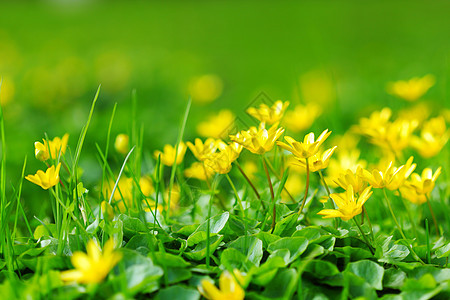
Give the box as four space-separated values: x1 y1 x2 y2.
299 69 336 106
184 162 214 181
0 77 15 106
246 100 290 125
283 103 321 132
189 74 223 104
241 160 258 181
101 201 115 221
187 138 218 161
326 149 367 186
281 171 303 203
154 142 187 166
334 167 367 195
292 146 337 172
411 116 449 158
197 110 235 139
60 239 122 284
198 269 245 300
35 133 69 161
277 129 331 159
318 185 373 221
399 185 427 205
398 102 431 125
25 163 61 190
407 167 441 195
114 133 130 155
230 122 284 155
387 74 435 101
144 184 180 214
104 176 154 212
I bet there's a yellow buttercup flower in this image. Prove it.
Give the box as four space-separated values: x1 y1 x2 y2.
361 161 406 190
407 167 442 195
318 185 373 221
384 156 416 191
334 167 367 195
292 146 337 172
104 176 154 212
230 122 284 155
198 269 245 300
184 162 214 181
197 110 235 139
283 103 321 132
143 184 180 214
25 163 61 190
246 100 290 125
154 142 187 166
34 133 69 161
187 138 219 161
114 133 129 155
60 239 122 284
204 143 241 174
387 74 435 101
326 149 367 187
411 116 449 158
277 129 331 159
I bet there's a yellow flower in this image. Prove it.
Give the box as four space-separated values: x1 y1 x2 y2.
326 149 367 187
188 74 223 104
246 100 290 125
387 74 435 101
143 184 180 214
154 142 187 166
60 239 122 284
104 176 154 212
334 167 367 195
407 167 442 195
184 162 214 181
34 133 69 161
277 129 331 159
25 163 61 190
283 103 321 132
399 185 427 205
384 156 416 191
318 185 373 221
198 269 245 300
230 122 284 155
411 116 449 158
361 161 405 189
241 160 258 181
197 110 235 139
114 133 129 155
355 108 391 143
292 146 337 172
281 171 303 203
187 138 219 161
204 143 241 174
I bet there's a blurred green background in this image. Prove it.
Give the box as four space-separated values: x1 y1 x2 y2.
1 1 449 193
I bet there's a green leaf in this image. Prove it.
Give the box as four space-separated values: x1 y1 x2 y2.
153 252 190 268
254 232 280 249
304 259 340 279
227 236 263 266
272 213 298 237
333 246 373 261
119 215 148 239
187 212 229 246
125 234 157 252
166 267 192 284
345 260 384 290
33 224 57 240
435 241 450 258
221 247 252 270
378 244 410 264
156 285 200 300
383 268 407 289
184 235 223 261
261 268 298 299
252 255 286 286
267 237 308 264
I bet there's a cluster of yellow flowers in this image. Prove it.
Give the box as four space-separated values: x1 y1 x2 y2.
25 134 69 189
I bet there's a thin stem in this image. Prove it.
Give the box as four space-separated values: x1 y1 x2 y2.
318 170 338 228
383 188 407 240
264 157 296 203
397 189 418 240
298 157 310 217
363 206 375 242
425 194 440 236
425 219 431 264
234 161 264 208
225 173 245 217
206 175 219 269
353 218 374 255
262 156 276 231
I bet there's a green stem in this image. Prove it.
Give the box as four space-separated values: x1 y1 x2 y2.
225 173 245 217
398 189 418 240
206 175 219 269
298 157 310 217
353 218 374 255
234 161 263 208
425 194 440 236
262 156 275 231
318 170 338 228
